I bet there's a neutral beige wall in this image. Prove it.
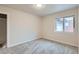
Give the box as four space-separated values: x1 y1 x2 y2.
77 8 79 54
0 6 42 47
42 8 78 47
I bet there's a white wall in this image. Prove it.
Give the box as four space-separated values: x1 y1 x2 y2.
42 8 78 47
78 8 79 36
77 9 79 54
0 6 42 47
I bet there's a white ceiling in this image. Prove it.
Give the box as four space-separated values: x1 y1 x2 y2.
1 4 78 16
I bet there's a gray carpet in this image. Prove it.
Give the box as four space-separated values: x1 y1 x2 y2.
0 39 78 54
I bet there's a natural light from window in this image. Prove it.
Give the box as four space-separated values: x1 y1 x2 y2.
56 16 74 32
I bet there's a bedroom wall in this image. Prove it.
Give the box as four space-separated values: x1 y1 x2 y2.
42 8 78 47
78 8 79 42
78 8 79 53
0 5 42 47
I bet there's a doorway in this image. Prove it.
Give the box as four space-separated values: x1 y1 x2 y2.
0 13 7 48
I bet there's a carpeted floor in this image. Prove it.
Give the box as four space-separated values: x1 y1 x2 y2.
0 39 78 54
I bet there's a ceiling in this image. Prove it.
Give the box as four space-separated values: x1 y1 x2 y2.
1 4 78 16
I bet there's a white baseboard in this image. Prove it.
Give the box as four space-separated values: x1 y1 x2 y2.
43 37 78 47
7 37 38 48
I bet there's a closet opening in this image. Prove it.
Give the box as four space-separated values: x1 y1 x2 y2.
0 13 7 48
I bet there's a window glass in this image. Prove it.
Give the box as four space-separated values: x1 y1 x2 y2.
56 18 63 32
64 16 74 32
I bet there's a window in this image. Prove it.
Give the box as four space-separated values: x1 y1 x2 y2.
56 18 63 32
56 16 75 32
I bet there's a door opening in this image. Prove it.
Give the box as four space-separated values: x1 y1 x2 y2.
0 13 7 48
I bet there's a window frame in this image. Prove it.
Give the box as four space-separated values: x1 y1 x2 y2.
55 15 75 32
